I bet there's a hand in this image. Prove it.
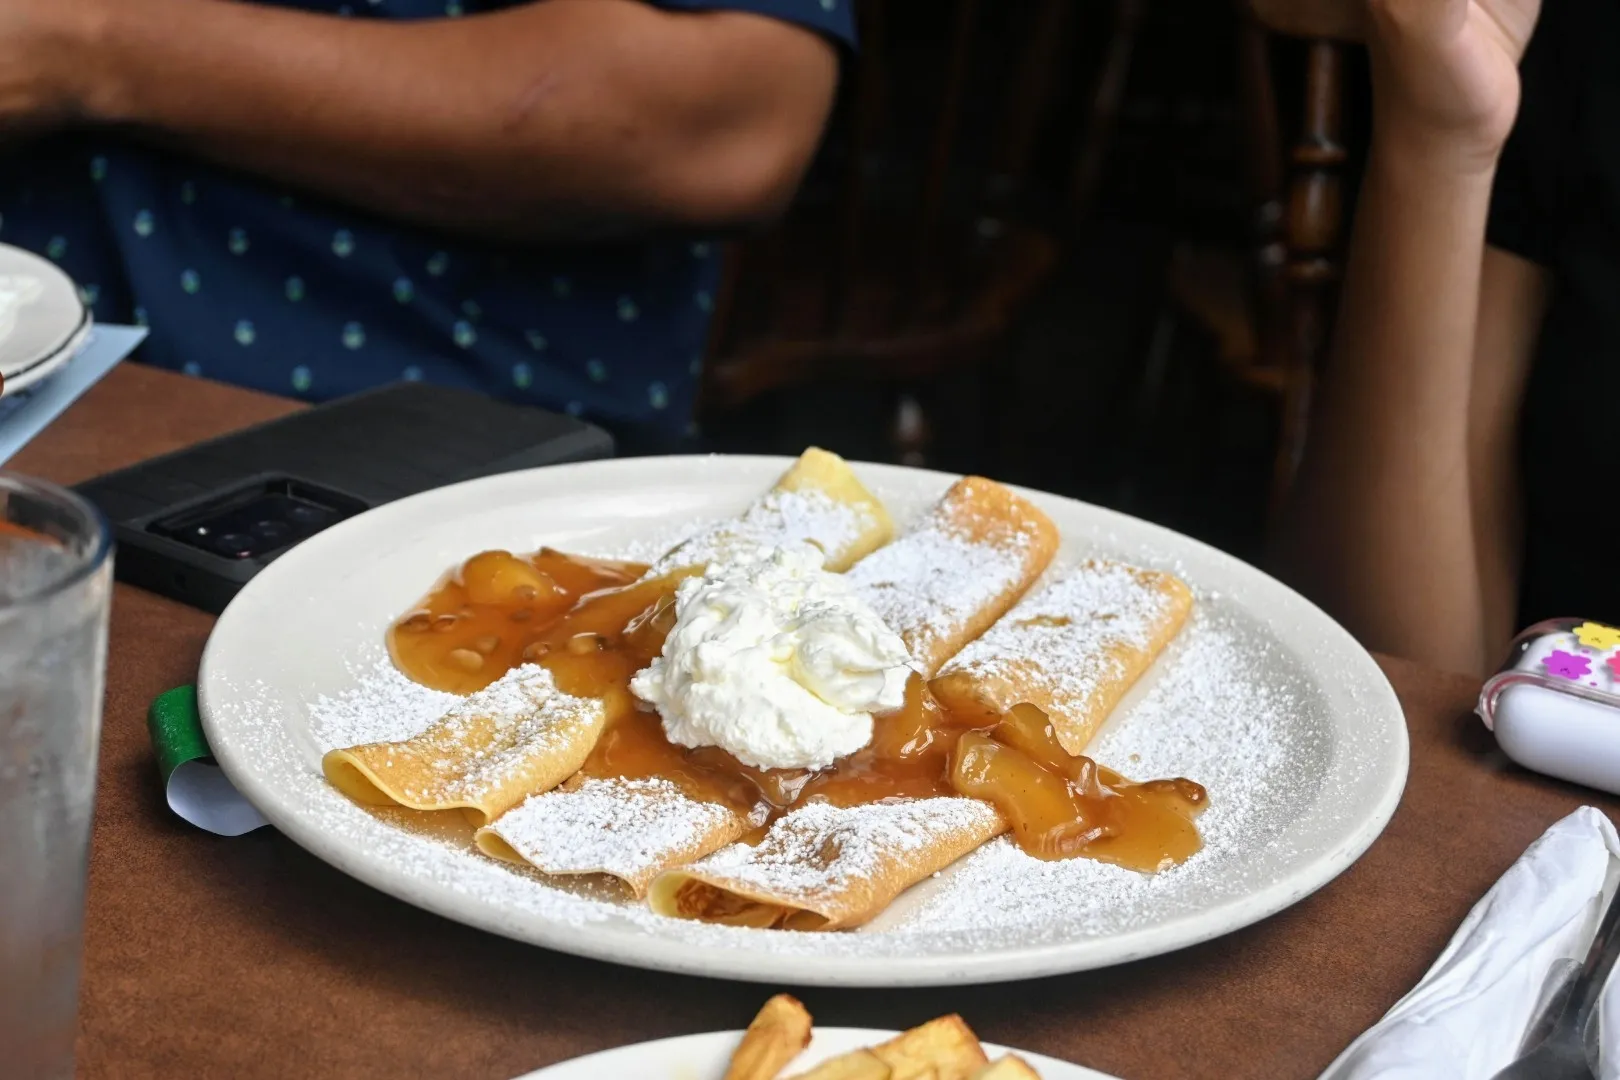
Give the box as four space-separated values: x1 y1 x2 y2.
1366 0 1542 170
0 0 102 132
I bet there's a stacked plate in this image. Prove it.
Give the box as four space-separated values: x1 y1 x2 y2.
0 243 91 399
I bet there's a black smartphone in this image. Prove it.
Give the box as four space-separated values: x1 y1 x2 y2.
77 381 614 612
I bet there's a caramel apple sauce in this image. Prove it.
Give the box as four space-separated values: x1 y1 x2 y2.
389 548 1207 872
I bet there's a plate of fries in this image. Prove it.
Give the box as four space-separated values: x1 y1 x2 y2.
520 995 1113 1079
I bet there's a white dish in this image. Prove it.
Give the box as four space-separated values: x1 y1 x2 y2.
199 456 1408 987
0 243 88 396
1 318 91 399
517 1027 1114 1079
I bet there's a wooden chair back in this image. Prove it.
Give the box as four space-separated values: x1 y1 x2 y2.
1237 0 1361 501
700 0 1077 460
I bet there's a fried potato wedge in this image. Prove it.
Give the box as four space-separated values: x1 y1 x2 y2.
736 999 1034 1080
787 1048 893 1080
971 1056 1042 1079
871 1015 990 1080
725 994 814 1080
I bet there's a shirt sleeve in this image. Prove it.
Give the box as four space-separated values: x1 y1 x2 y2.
651 0 857 50
1486 1 1579 265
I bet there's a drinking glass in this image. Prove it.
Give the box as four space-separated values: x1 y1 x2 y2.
0 475 113 1080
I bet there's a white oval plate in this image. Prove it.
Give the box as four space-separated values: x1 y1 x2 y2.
199 456 1408 987
1 317 92 399
0 242 88 395
517 1028 1115 1079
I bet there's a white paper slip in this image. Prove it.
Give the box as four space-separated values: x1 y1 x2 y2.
0 324 148 465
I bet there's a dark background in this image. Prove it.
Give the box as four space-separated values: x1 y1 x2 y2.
703 0 1371 566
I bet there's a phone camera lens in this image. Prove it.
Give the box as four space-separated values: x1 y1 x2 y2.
215 533 257 559
286 504 327 525
251 520 292 542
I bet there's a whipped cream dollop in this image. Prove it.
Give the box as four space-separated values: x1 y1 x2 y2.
630 545 912 770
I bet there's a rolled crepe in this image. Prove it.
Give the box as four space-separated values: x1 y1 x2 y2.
475 776 764 895
648 798 1007 930
475 449 898 894
644 446 892 579
930 559 1193 755
846 476 1058 678
322 664 604 825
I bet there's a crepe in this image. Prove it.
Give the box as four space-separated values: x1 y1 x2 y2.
847 476 1058 678
329 448 886 830
634 479 1057 924
475 450 897 893
647 798 1007 930
929 559 1193 755
644 446 892 579
322 664 604 825
475 776 762 895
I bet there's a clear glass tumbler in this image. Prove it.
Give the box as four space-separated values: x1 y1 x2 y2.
0 475 113 1080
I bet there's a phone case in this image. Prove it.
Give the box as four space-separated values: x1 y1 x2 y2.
77 381 614 612
1478 618 1620 794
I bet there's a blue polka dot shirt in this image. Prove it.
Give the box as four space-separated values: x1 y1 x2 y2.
0 0 854 441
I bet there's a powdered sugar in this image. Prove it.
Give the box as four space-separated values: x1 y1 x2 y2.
646 488 877 577
415 669 593 803
310 658 456 749
441 664 559 731
324 664 602 806
679 798 1004 905
486 777 749 887
294 590 1323 956
848 521 1034 674
593 520 707 566
940 560 1187 716
208 464 1399 983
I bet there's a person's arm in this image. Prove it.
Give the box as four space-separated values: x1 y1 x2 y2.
1273 0 1546 675
12 0 840 239
1469 247 1549 661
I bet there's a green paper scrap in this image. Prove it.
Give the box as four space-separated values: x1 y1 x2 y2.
148 685 210 784
147 685 269 836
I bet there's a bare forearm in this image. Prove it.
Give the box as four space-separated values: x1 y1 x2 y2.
71 0 836 239
1468 248 1547 657
1279 133 1498 673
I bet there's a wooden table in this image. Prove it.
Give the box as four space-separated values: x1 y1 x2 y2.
17 363 1617 1080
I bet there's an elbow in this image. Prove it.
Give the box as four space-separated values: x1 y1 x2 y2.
706 136 819 225
570 7 841 228
663 113 826 227
655 42 839 227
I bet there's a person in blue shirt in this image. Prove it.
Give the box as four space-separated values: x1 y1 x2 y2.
0 0 853 451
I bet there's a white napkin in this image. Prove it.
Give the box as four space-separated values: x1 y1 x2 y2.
1320 807 1620 1080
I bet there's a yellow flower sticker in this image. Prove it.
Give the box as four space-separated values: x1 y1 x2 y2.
1573 622 1620 650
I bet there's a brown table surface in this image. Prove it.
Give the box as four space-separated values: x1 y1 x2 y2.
18 363 1618 1080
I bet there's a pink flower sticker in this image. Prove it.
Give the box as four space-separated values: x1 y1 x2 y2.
1546 650 1593 679
1608 654 1620 680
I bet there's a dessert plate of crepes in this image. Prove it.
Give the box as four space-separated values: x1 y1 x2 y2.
199 449 1407 986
